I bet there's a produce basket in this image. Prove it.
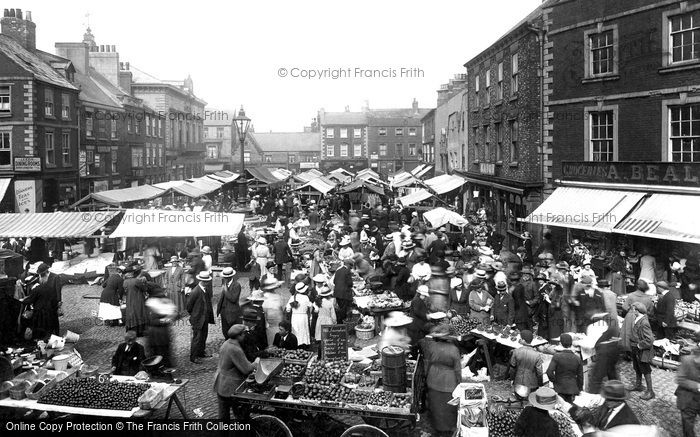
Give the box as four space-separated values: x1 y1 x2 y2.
9 381 29 400
138 386 164 410
355 325 375 340
26 378 58 400
282 350 315 366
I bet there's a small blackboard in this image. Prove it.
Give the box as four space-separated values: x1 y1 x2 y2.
320 324 348 361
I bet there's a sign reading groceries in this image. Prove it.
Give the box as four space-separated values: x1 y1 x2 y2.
562 161 700 187
14 157 41 172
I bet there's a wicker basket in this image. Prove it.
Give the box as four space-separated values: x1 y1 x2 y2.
355 325 375 340
9 382 29 400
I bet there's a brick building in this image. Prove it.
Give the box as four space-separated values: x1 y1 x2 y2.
203 109 234 173
461 2 549 247
0 8 80 212
252 132 321 171
434 74 468 174
319 109 368 173
421 108 436 167
131 72 206 181
522 0 700 253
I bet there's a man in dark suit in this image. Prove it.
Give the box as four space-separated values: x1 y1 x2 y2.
273 233 293 284
272 320 298 350
545 333 583 403
186 272 213 364
491 281 515 326
676 335 700 437
217 267 242 337
110 330 146 376
37 263 62 320
333 259 354 324
655 281 678 339
595 380 640 430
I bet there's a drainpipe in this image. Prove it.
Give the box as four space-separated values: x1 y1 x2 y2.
528 23 546 201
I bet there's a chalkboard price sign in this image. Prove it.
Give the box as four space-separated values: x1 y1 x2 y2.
320 324 348 361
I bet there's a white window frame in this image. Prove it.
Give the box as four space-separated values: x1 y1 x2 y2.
45 131 55 166
408 143 416 156
207 145 218 159
378 127 387 136
379 143 387 156
111 118 118 139
326 144 335 157
289 154 296 164
62 132 70 166
326 128 334 138
395 128 404 136
511 53 519 95
61 94 70 119
0 85 10 114
353 128 362 138
340 128 348 139
111 149 118 173
0 130 12 168
353 144 362 157
340 143 349 157
662 95 700 161
44 90 54 117
584 104 619 162
584 24 619 78
485 69 491 106
497 62 504 101
663 3 700 66
408 127 417 136
474 75 480 107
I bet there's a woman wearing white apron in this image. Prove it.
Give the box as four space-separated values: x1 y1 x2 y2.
313 286 337 341
286 282 312 348
254 237 270 278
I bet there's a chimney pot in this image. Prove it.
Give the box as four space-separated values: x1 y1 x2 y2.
16 9 22 19
111 45 116 52
9 8 15 17
26 11 31 21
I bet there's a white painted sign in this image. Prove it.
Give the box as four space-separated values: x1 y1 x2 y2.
14 157 41 172
15 180 37 213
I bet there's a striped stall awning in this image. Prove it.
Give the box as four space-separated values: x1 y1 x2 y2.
0 211 120 238
613 193 700 244
521 187 646 232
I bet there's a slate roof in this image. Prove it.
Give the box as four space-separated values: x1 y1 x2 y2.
252 132 320 152
0 35 77 90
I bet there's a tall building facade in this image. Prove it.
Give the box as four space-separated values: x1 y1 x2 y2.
461 2 549 247
319 109 368 173
0 8 80 211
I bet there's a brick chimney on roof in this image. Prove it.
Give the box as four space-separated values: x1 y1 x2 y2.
1 8 36 51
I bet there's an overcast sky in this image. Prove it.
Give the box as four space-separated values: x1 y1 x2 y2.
20 0 541 131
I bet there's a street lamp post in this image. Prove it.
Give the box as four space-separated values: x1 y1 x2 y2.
232 106 251 207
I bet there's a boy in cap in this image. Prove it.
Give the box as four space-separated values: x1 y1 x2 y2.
628 301 655 400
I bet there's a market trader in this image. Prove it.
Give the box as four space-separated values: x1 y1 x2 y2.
110 330 146 376
214 324 258 421
676 333 700 437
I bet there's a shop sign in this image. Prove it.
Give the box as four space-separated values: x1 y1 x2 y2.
370 154 379 160
97 146 111 153
299 162 319 169
79 151 87 177
562 161 700 187
320 324 348 361
14 180 41 213
93 180 109 193
14 157 41 172
480 162 495 175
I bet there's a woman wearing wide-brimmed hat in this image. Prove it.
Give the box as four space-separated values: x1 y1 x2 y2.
253 236 270 278
260 277 284 346
313 285 337 342
421 324 460 437
286 282 312 348
337 236 354 262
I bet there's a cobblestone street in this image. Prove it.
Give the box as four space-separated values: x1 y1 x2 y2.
53 279 691 436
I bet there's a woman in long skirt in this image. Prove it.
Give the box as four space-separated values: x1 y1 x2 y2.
421 324 460 437
99 266 125 326
260 277 285 346
254 237 270 278
286 282 312 348
313 286 336 341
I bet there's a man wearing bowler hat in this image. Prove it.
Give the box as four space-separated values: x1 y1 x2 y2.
217 267 242 337
186 271 214 364
655 280 678 339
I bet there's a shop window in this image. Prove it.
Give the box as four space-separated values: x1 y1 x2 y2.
45 132 55 166
62 132 70 166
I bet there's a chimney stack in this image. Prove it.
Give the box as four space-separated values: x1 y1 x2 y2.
55 42 90 73
89 41 120 87
1 7 36 51
412 98 418 114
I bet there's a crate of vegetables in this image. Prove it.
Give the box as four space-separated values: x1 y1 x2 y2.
365 389 395 412
271 362 307 386
386 392 413 414
282 349 315 365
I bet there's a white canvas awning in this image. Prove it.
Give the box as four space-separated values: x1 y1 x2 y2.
614 193 700 244
110 209 245 238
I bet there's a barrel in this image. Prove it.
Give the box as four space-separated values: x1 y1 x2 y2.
381 346 406 393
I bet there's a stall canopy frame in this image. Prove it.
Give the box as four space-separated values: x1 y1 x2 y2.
71 185 168 208
397 174 468 206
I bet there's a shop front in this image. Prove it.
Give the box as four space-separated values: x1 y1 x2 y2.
521 161 700 291
458 171 544 250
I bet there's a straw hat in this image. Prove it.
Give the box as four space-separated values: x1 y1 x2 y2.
402 241 415 250
260 277 282 291
201 246 212 254
384 311 412 327
474 269 487 280
417 285 429 297
247 289 265 301
196 271 212 282
427 311 447 321
317 286 333 297
360 235 369 243
221 267 236 278
450 277 463 289
295 282 309 294
312 273 328 283
169 255 179 263
340 236 351 246
528 387 559 411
